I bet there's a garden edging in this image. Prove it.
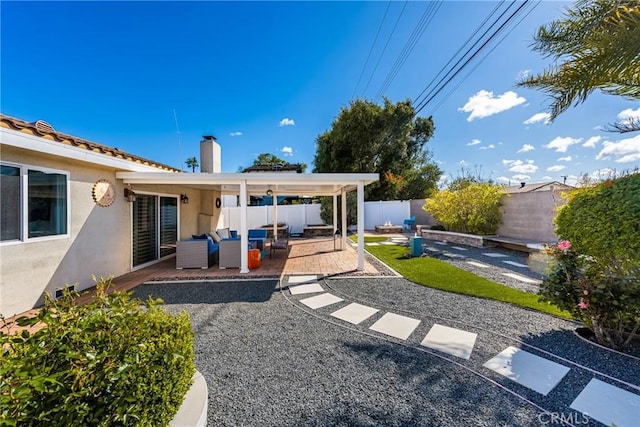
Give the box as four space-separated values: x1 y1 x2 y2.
170 370 208 427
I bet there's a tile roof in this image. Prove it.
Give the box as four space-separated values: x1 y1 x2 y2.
1 114 181 172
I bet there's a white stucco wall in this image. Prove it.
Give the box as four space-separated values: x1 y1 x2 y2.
0 146 207 316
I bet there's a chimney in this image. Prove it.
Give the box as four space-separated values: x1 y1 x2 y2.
200 135 221 173
520 182 526 188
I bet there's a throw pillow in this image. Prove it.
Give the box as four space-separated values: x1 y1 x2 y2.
217 228 230 239
209 231 221 243
192 234 208 240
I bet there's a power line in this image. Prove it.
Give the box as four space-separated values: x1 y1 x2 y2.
361 0 409 97
375 0 443 100
352 1 392 99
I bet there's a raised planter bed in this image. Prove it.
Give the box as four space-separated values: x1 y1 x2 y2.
375 225 404 234
303 224 334 237
420 230 488 248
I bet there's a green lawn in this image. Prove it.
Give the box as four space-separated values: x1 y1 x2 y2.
355 236 572 319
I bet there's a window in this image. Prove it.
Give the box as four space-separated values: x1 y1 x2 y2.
0 163 69 242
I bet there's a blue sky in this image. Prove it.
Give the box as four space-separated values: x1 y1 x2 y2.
2 1 639 187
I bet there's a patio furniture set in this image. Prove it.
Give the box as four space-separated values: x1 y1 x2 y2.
175 227 290 269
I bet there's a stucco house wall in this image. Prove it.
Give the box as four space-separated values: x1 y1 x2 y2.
0 145 211 316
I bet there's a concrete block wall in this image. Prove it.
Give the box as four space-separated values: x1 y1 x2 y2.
497 191 567 242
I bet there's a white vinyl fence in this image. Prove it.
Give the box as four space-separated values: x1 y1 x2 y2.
219 200 411 232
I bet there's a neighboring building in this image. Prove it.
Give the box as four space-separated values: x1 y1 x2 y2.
1 114 377 316
242 163 304 173
497 181 575 242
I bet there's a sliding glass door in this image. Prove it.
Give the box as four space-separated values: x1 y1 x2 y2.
132 194 178 268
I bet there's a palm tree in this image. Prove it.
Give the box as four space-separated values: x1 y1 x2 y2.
517 0 640 132
185 157 199 173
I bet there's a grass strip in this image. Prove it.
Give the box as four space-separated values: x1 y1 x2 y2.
360 238 571 319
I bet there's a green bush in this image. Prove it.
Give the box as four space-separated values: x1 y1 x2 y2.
0 277 196 426
423 183 504 235
540 174 640 349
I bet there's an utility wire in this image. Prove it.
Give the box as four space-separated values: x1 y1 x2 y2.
361 0 409 97
375 0 443 99
414 1 526 113
425 1 541 117
352 1 392 99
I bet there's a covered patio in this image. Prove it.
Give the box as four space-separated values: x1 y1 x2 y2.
115 171 379 274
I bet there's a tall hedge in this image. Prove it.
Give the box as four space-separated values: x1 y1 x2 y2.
0 278 196 426
555 173 640 267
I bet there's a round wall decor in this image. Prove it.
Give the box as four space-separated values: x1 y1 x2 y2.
92 179 116 207
215 197 222 209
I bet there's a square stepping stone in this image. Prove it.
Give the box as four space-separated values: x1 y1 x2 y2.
365 242 381 246
380 241 397 245
421 324 477 360
299 293 343 309
483 346 570 395
288 275 318 284
570 378 640 427
450 246 468 251
426 247 440 252
502 273 542 285
482 252 509 258
502 260 529 268
434 241 448 246
443 252 464 259
369 313 421 340
467 261 490 268
289 283 324 295
331 303 379 325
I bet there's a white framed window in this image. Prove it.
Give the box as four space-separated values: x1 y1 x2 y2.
1 162 70 243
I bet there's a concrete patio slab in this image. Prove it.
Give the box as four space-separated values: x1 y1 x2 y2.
483 346 570 395
482 253 509 258
288 275 319 284
289 283 324 295
450 246 469 251
502 260 529 268
421 324 478 360
299 293 344 310
570 378 640 427
466 261 490 268
369 313 421 340
502 273 542 285
331 303 379 325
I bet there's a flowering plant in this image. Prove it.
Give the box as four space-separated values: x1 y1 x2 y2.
539 240 640 349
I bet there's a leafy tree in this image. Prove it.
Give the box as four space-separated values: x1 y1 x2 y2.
313 98 441 201
517 0 640 132
185 156 199 173
251 153 307 172
423 183 505 235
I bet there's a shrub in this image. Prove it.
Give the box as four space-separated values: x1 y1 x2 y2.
540 174 640 349
0 277 196 426
423 183 504 235
430 225 446 231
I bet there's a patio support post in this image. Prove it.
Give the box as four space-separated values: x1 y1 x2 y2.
357 181 364 270
341 190 347 251
273 193 278 241
239 179 249 273
332 194 338 234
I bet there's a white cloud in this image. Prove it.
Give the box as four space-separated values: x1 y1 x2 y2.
583 136 601 148
511 174 531 181
544 136 582 153
466 139 481 146
617 107 640 123
281 146 293 157
279 118 295 127
496 176 510 184
523 112 551 125
458 160 470 167
595 134 640 163
542 175 553 181
557 156 572 162
502 159 515 166
479 144 495 150
547 165 566 172
517 144 535 153
230 131 242 137
508 160 538 174
517 69 531 80
458 90 526 121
